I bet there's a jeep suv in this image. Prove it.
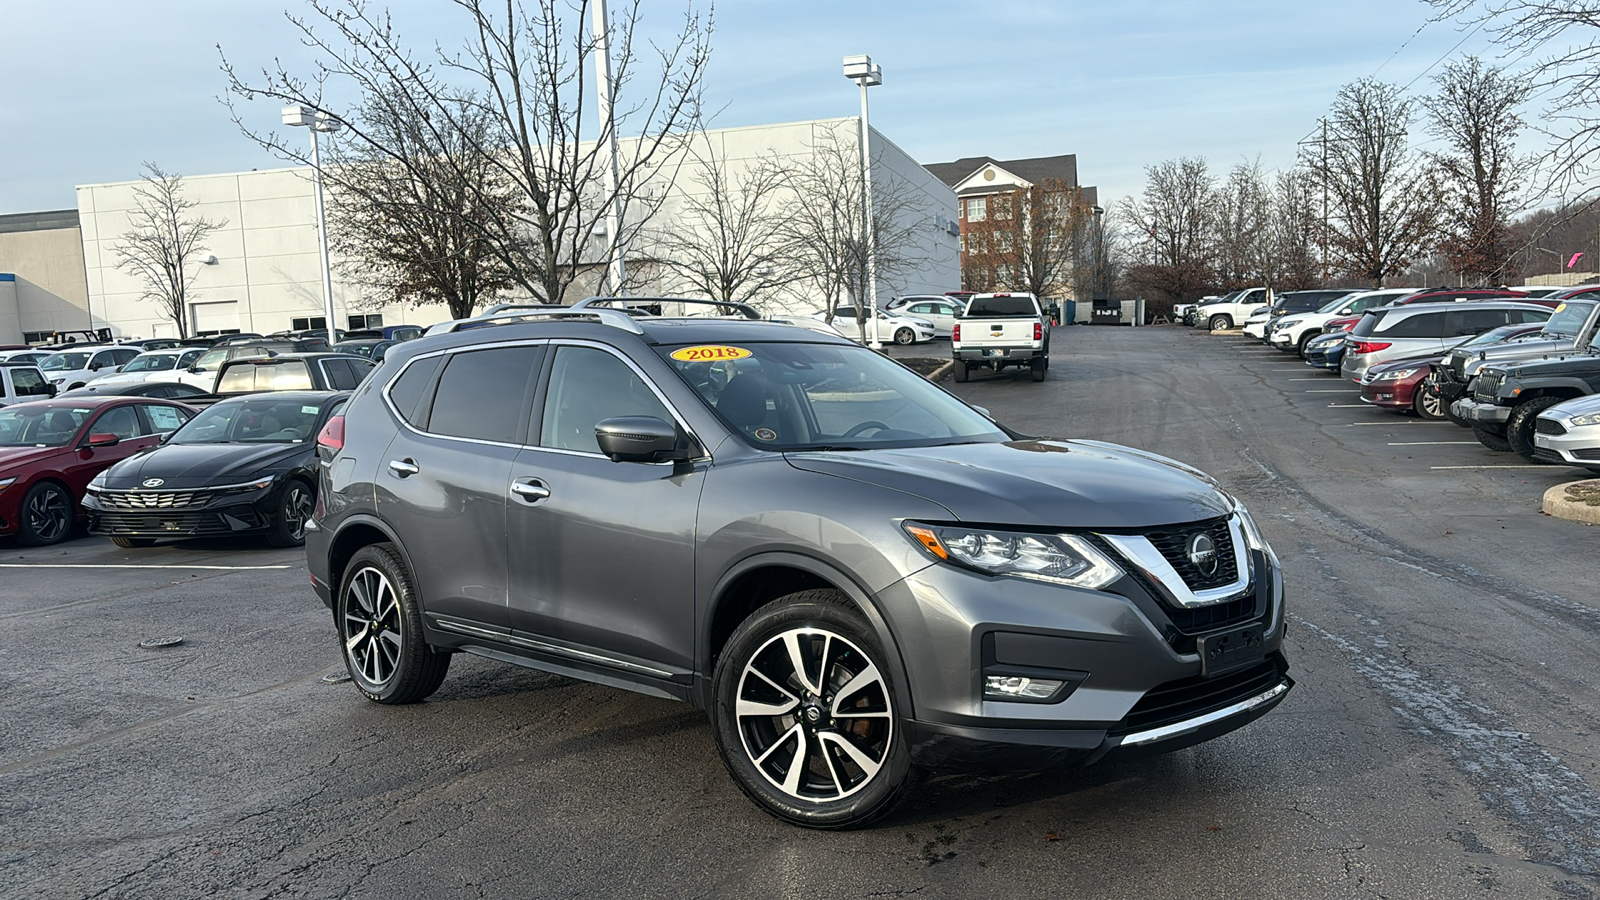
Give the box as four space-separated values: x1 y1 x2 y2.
306 301 1291 828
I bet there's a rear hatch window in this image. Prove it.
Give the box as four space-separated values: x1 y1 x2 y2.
218 361 314 393
964 296 1036 317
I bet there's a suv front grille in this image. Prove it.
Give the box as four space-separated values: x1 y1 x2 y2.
1474 373 1502 402
95 490 210 510
1142 517 1237 591
1111 653 1288 737
1535 418 1567 436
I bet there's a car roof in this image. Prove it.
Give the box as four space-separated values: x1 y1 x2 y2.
206 390 349 407
397 317 855 366
1376 300 1551 316
3 394 177 410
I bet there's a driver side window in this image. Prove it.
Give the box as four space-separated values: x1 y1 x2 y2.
539 347 672 454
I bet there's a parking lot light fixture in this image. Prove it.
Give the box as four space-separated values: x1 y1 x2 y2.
844 54 884 350
281 105 344 347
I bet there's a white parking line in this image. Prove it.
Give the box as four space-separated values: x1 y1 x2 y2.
1306 389 1357 393
1346 422 1408 426
1428 465 1552 470
1327 403 1368 408
1389 441 1479 445
0 563 293 571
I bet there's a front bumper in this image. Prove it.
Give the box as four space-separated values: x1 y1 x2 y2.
1453 397 1512 425
1533 420 1600 467
1242 321 1271 339
875 534 1288 772
84 483 281 538
1360 377 1420 411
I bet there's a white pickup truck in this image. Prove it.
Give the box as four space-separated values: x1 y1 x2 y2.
951 291 1050 383
0 365 57 407
1190 286 1273 331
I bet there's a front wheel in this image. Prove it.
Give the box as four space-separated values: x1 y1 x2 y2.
1506 396 1566 462
1413 379 1446 420
893 327 914 345
711 591 916 829
1472 423 1512 452
1208 314 1232 331
17 481 72 546
266 480 315 548
337 543 451 704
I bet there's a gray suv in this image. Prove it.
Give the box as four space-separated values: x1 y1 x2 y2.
306 303 1292 828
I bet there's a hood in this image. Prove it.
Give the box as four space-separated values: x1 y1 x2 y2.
784 439 1231 529
100 441 310 489
1497 349 1600 380
1458 337 1587 374
0 444 69 475
1549 393 1600 419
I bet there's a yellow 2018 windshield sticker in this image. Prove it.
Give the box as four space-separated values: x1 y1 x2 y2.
670 345 752 362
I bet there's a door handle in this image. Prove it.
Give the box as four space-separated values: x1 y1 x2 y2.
388 458 419 478
510 479 551 502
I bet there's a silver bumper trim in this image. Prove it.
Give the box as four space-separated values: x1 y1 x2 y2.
1119 680 1290 747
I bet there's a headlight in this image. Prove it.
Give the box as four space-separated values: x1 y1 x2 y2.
1571 412 1600 427
903 524 1123 589
1374 367 1420 381
86 472 108 493
0 476 15 494
1227 497 1278 565
218 476 277 495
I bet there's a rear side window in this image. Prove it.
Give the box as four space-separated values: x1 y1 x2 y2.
427 347 540 443
144 404 190 433
387 356 442 425
321 359 362 390
1378 312 1447 338
1446 308 1515 335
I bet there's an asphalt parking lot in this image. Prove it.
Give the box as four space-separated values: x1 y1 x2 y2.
5 325 1599 899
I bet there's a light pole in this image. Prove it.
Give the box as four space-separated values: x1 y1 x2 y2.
844 54 883 349
592 0 626 295
282 105 343 346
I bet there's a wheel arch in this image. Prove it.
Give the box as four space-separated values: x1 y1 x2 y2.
325 515 414 602
701 552 914 714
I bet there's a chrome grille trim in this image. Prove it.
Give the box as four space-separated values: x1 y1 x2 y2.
1100 516 1252 608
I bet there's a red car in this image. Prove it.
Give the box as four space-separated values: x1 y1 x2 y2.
1359 354 1443 418
0 396 197 545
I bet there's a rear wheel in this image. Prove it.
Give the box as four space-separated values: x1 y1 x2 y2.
338 543 450 704
1472 423 1512 452
1030 357 1046 382
711 590 916 829
1506 396 1566 462
952 361 969 383
16 482 72 546
1208 314 1232 331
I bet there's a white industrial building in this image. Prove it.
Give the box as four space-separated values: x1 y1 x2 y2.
65 117 959 341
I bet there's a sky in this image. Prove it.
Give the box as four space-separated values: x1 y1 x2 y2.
0 0 1508 217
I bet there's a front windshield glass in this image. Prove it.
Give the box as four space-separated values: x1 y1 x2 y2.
171 397 323 444
0 406 91 447
1317 293 1362 313
39 353 90 372
121 354 177 373
661 342 1007 451
1541 301 1595 338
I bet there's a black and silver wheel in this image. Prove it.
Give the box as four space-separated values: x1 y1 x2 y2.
1413 378 1446 420
266 480 315 548
338 543 450 704
712 591 915 829
17 481 72 546
1506 396 1566 462
894 327 915 345
1208 314 1232 331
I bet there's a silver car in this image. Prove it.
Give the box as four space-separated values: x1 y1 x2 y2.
1532 393 1600 472
1340 301 1553 382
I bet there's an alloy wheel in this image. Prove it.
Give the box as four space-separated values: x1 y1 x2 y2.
735 628 893 802
282 484 314 541
343 566 403 688
27 486 71 543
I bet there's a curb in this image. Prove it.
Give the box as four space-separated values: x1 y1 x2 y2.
927 360 954 383
1543 479 1600 525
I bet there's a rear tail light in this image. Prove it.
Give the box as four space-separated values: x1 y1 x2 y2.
1351 341 1391 354
1033 323 1042 341
316 414 345 455
952 324 961 341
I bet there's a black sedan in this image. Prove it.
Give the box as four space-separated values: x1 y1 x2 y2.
59 381 213 401
83 392 347 548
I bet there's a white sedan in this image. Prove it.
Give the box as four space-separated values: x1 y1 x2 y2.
809 305 937 344
1533 394 1600 473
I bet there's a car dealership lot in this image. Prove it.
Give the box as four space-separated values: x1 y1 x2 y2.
4 326 1599 898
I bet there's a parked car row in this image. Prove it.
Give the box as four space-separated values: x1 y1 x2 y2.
1219 286 1600 475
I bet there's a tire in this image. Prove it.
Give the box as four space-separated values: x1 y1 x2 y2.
337 543 450 704
1030 357 1046 382
710 590 916 829
265 480 315 548
1444 397 1471 427
1208 314 1232 331
1296 331 1316 357
1506 396 1567 462
16 481 73 546
952 361 969 383
1413 378 1446 420
893 328 914 345
110 536 157 548
1472 423 1512 452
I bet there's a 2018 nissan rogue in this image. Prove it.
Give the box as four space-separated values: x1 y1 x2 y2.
305 301 1292 828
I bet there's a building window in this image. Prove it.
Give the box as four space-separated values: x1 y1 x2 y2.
292 316 328 331
348 313 383 329
958 234 966 253
965 196 986 222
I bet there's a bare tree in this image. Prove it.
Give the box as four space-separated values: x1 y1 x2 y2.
1120 157 1217 310
325 88 524 320
1422 57 1533 285
642 142 798 310
1303 79 1439 288
222 0 711 305
779 123 930 341
961 178 1093 300
111 164 226 339
1271 168 1323 290
1212 160 1274 290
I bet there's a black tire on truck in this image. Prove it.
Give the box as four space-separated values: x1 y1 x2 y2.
952 361 969 383
1030 357 1046 382
1471 423 1512 452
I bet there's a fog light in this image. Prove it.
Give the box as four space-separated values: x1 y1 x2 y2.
984 675 1064 700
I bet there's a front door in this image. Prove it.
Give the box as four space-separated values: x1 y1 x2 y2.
505 343 704 677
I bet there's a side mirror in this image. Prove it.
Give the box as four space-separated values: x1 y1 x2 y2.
595 416 686 463
88 363 102 372
158 432 174 444
86 433 120 448
188 366 205 374
972 405 992 419
44 384 58 397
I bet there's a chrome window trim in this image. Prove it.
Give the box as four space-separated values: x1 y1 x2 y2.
1099 516 1252 608
533 338 711 461
380 339 547 451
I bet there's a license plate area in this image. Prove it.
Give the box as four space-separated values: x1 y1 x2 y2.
985 349 1007 357
1198 622 1265 677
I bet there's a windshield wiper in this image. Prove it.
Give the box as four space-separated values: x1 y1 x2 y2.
793 444 870 452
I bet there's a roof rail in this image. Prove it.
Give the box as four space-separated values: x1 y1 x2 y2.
423 307 646 337
573 296 762 320
479 302 570 316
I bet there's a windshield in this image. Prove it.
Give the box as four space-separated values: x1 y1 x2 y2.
1540 301 1595 338
0 406 91 447
660 342 1007 451
171 397 324 444
963 296 1037 317
121 354 178 373
39 353 90 372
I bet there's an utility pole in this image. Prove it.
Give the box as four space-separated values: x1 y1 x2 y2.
592 0 626 295
1320 118 1329 283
